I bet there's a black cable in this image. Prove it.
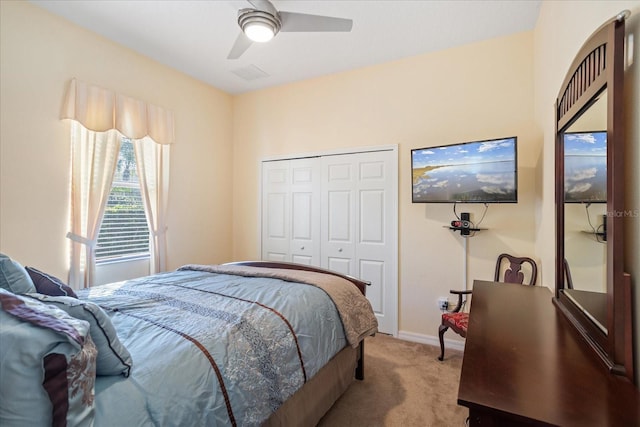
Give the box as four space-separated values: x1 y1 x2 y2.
585 203 605 243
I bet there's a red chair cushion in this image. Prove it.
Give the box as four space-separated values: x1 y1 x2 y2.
442 312 469 334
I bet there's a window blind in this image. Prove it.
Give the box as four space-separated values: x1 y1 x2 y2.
96 140 149 261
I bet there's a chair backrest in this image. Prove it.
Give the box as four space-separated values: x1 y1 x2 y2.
494 253 537 286
563 258 574 290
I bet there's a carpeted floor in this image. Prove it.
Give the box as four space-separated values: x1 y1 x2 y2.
318 334 468 427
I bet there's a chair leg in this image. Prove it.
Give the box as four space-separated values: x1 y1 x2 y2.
438 324 448 361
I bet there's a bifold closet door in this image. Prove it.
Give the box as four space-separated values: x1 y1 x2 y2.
261 158 320 265
321 150 397 334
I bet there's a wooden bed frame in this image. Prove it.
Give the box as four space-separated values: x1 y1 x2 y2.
224 261 373 425
225 261 371 295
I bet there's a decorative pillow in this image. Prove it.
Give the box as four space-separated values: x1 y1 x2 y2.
25 293 133 377
0 253 36 294
26 266 78 298
0 289 96 427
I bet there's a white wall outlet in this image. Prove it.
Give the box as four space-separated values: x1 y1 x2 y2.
438 297 449 311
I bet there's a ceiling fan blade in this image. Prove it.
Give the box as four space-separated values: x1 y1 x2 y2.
279 11 353 32
227 32 253 59
247 0 278 16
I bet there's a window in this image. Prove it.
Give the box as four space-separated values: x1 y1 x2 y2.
96 139 149 261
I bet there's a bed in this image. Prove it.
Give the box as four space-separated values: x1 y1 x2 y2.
0 259 377 427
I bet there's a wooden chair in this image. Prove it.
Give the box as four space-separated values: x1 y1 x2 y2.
563 258 574 290
437 253 538 361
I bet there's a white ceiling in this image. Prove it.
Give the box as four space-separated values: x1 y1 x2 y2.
30 0 542 95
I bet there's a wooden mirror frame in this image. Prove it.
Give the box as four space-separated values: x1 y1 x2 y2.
554 11 634 383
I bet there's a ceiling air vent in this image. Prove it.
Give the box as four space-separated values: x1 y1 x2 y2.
231 64 269 81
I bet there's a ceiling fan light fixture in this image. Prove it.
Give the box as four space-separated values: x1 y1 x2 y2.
239 9 281 43
245 22 275 42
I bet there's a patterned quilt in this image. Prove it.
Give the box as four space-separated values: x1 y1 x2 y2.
81 266 377 426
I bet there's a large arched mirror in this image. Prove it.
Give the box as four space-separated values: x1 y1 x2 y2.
554 11 634 383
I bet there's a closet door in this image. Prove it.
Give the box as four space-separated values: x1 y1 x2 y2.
261 158 320 265
262 160 290 262
321 156 356 274
289 158 321 265
321 150 398 335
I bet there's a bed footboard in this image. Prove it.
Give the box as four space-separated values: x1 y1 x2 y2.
223 261 371 296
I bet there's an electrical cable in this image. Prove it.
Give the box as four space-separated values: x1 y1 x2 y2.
467 204 489 237
585 203 605 243
474 203 489 227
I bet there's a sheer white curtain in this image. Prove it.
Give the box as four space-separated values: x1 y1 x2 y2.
67 123 121 289
62 78 174 288
133 137 171 273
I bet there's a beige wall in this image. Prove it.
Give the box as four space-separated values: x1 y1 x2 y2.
534 0 640 383
0 1 234 279
232 32 539 340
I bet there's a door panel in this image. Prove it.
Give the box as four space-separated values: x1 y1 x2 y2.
267 193 287 238
291 254 313 265
360 190 384 243
321 150 397 335
290 158 321 265
262 158 320 265
359 259 385 314
327 162 352 181
327 191 352 242
264 252 287 262
262 162 290 260
327 257 352 276
322 160 356 276
292 193 313 240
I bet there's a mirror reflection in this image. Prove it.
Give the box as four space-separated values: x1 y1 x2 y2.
562 90 607 333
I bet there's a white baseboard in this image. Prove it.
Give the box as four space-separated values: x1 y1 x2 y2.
397 330 465 352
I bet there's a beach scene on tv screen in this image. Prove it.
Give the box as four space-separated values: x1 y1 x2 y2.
564 131 607 203
412 138 516 203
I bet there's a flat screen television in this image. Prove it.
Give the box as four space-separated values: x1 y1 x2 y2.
411 136 518 203
564 131 607 203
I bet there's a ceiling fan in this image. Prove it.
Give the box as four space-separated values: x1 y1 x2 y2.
227 0 353 59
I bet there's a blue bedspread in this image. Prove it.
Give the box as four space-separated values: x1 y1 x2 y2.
80 268 350 426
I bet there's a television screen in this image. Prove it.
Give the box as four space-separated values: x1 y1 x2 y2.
564 131 607 203
411 136 517 203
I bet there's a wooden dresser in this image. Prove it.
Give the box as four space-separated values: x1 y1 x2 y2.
457 280 640 426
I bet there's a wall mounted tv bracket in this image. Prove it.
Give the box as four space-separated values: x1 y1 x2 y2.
449 212 480 235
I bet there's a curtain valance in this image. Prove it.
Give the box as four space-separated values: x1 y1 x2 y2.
61 78 174 145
